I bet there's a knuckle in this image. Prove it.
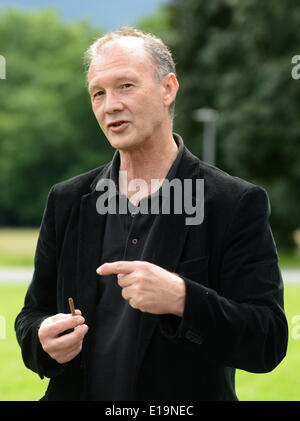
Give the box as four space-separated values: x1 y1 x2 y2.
113 263 121 272
56 355 66 364
129 299 136 308
77 330 85 341
75 325 87 340
132 272 141 282
51 351 60 361
42 342 50 353
135 261 146 271
139 261 148 269
130 299 139 310
52 313 64 322
135 282 142 292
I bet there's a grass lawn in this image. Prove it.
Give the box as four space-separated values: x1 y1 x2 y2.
1 228 300 268
0 227 300 400
236 283 300 400
0 284 48 401
0 282 299 401
0 228 38 267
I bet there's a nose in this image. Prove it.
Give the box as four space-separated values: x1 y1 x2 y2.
103 91 124 115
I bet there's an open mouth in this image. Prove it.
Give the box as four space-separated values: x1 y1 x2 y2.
108 120 130 132
108 120 127 128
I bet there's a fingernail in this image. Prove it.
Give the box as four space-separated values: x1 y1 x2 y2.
96 266 102 274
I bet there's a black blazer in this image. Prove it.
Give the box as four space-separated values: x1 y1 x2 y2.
15 141 288 401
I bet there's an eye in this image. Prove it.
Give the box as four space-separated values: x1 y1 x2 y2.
120 83 133 89
93 90 104 99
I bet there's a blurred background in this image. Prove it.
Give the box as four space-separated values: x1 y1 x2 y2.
0 0 300 401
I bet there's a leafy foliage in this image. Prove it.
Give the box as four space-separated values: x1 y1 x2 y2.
145 0 300 249
0 3 300 250
0 10 112 225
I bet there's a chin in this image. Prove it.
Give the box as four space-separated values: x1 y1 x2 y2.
107 133 143 151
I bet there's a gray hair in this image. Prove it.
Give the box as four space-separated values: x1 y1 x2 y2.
84 26 177 119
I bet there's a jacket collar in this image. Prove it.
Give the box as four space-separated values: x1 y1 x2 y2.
89 133 200 192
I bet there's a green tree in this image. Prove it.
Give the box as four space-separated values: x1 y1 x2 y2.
160 0 300 250
0 10 112 225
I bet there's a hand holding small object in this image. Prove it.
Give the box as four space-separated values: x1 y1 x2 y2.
38 298 88 364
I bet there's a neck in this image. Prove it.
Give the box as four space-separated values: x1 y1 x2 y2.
118 131 178 203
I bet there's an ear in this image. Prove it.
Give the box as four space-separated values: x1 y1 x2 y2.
162 73 179 108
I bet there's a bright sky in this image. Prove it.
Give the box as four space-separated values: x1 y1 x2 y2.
0 0 170 30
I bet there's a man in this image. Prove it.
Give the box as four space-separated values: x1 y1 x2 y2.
15 27 288 401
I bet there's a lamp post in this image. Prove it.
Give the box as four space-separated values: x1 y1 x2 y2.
0 55 6 80
193 108 219 166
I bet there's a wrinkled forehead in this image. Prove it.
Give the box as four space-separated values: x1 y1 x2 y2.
87 38 156 81
90 37 153 69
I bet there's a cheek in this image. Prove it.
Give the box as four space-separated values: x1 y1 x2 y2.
136 93 163 119
92 103 104 123
92 101 99 115
143 99 164 123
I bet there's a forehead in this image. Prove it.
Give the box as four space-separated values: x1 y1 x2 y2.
87 38 155 83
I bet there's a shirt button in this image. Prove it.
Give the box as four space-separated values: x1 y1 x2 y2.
132 238 138 245
185 330 203 344
185 330 194 340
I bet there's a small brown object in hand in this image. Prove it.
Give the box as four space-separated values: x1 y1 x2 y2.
68 297 76 316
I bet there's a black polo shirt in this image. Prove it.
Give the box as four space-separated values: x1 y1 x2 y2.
87 134 184 400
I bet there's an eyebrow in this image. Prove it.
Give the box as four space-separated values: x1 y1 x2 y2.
88 83 102 94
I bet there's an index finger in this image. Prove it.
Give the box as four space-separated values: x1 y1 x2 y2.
96 261 137 276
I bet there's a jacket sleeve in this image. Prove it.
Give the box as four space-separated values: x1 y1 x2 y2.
15 185 65 379
159 186 288 373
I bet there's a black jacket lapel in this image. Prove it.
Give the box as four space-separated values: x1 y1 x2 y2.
76 164 112 327
76 191 106 326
